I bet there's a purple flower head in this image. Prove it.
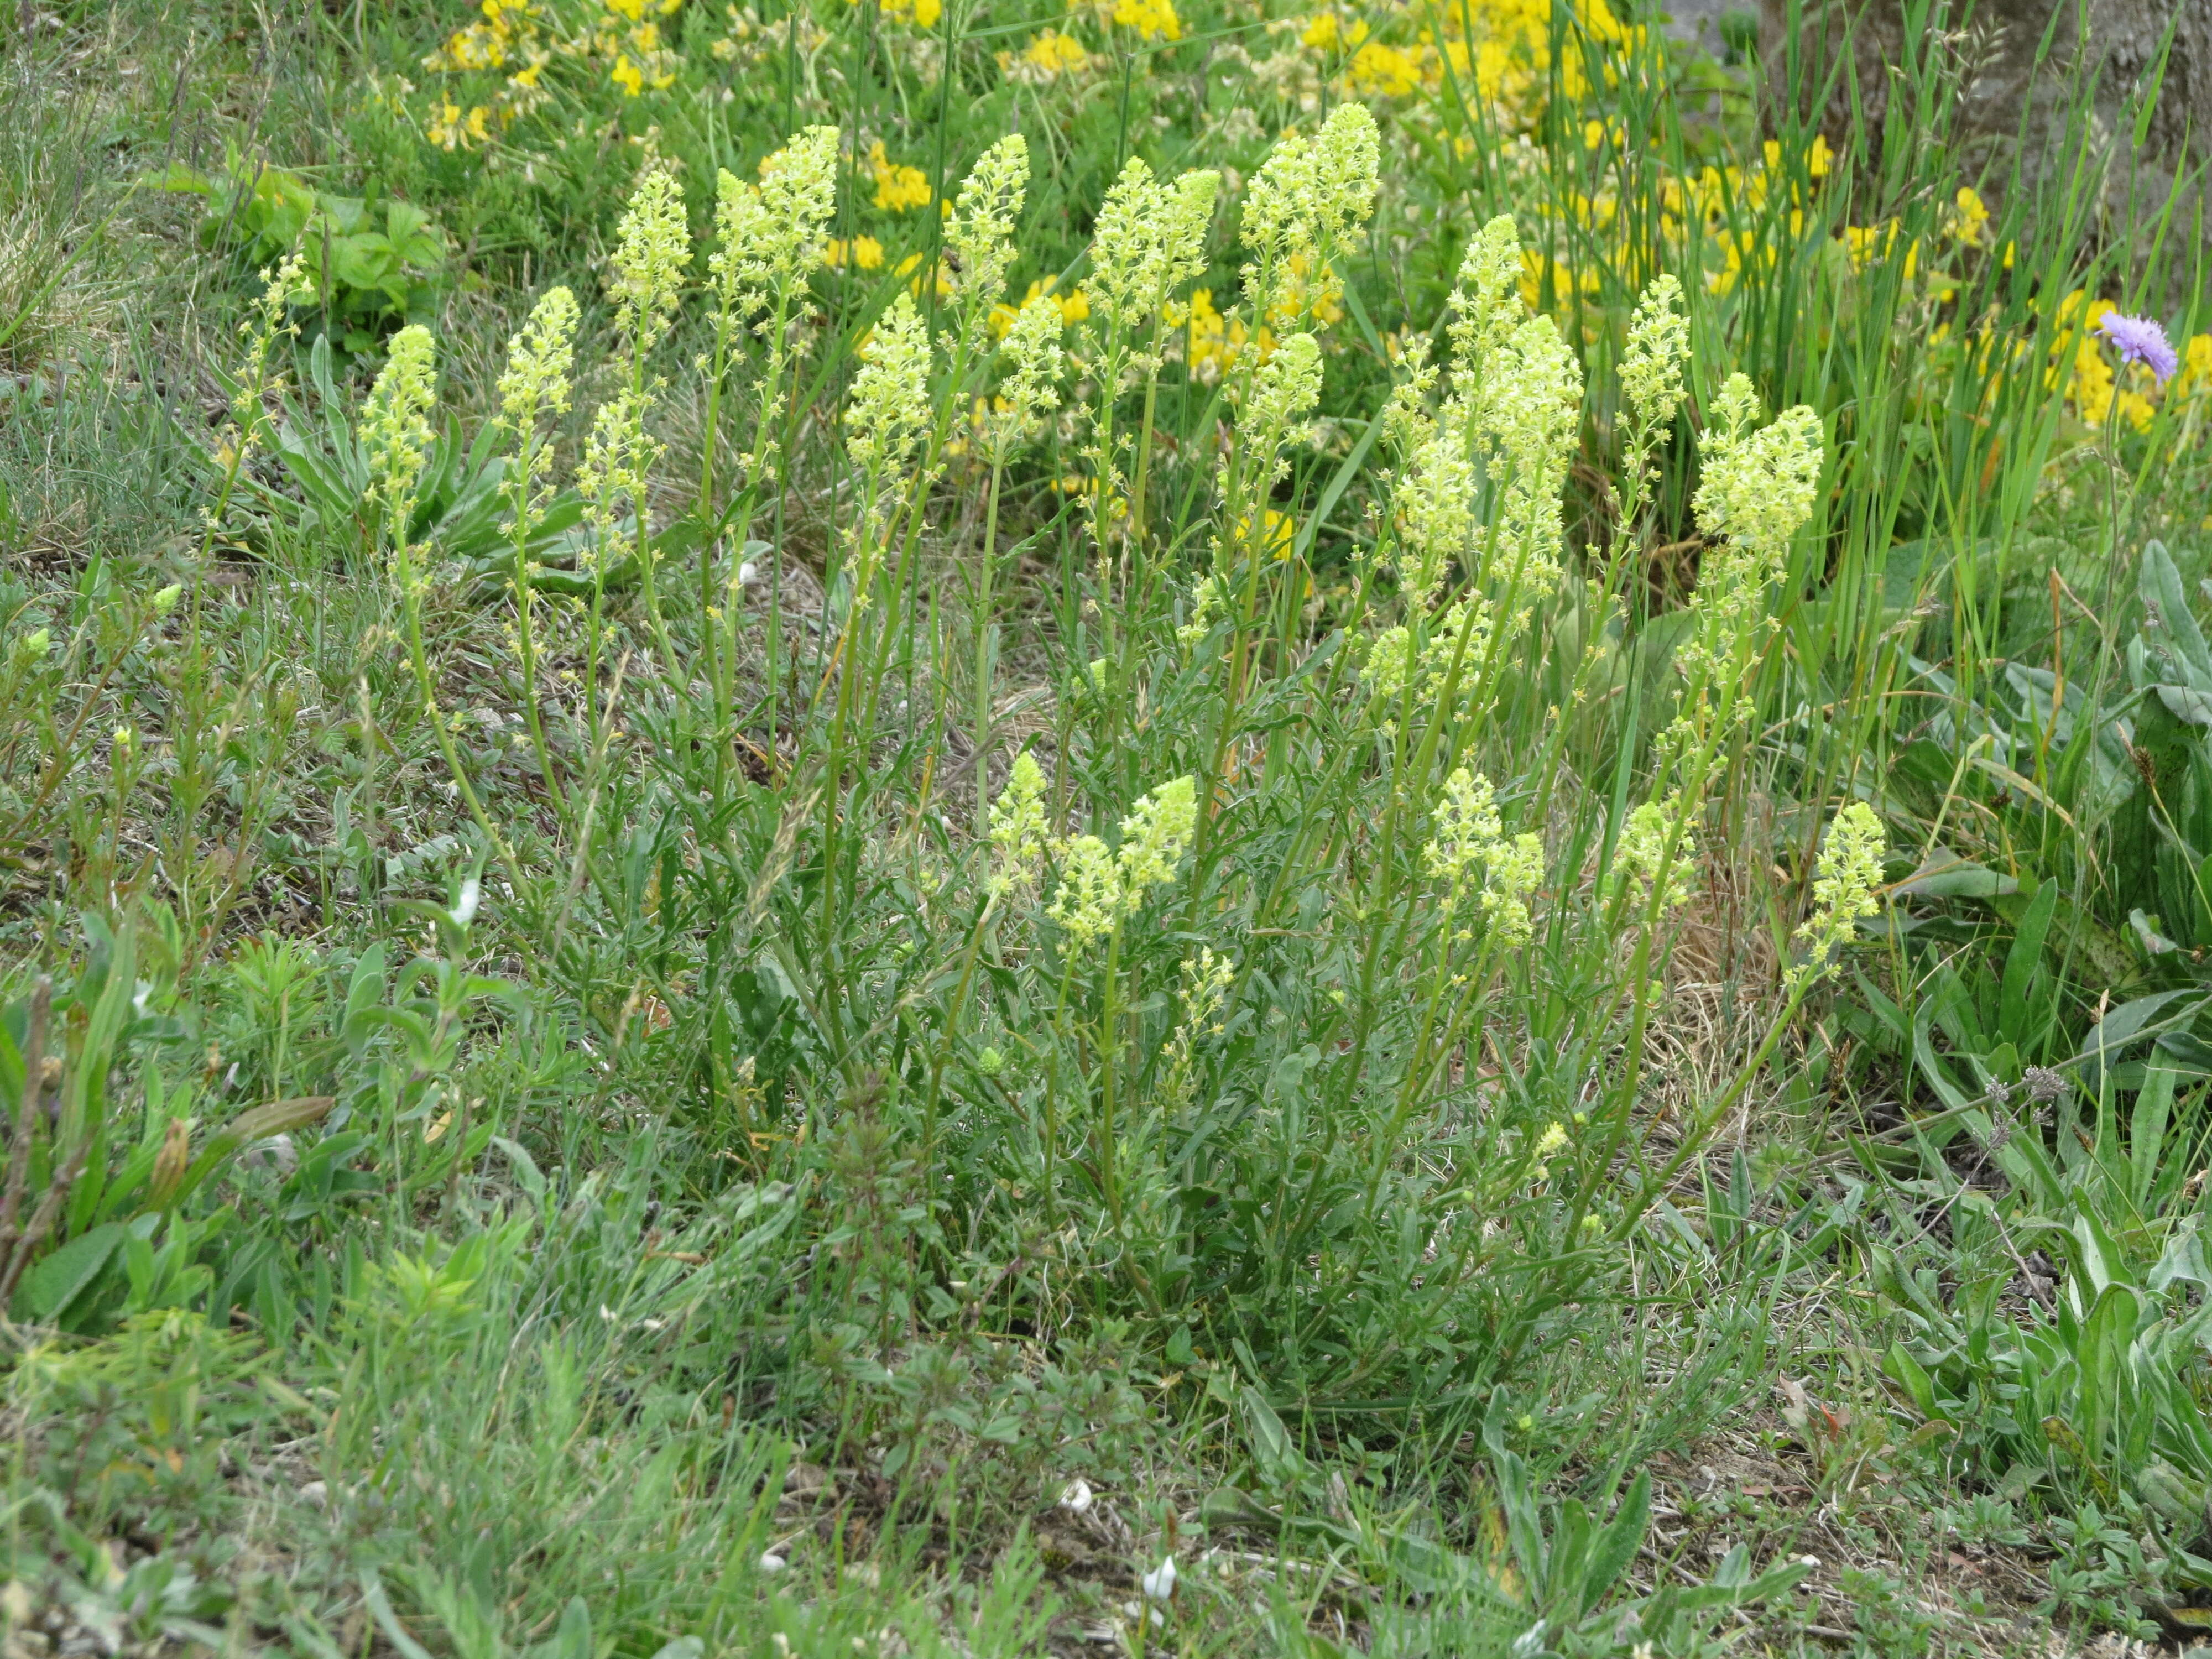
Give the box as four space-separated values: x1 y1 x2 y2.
2097 311 2179 384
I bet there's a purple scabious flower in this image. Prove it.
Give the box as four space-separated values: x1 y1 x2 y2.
2098 311 2179 384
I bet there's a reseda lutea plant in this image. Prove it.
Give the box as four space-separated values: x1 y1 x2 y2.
357 106 1880 1409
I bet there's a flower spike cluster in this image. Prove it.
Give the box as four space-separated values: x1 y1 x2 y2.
988 293 1064 455
1479 314 1583 598
496 288 580 535
576 385 662 551
1239 102 1379 320
1682 374 1823 702
1621 274 1691 431
987 752 1051 897
1422 767 1543 945
1615 791 1695 915
711 124 840 327
1047 776 1197 945
1085 156 1219 351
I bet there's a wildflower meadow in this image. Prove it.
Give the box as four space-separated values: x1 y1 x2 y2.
5 0 2212 1652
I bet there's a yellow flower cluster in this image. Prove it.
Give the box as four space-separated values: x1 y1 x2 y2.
1297 13 1422 96
2038 290 2212 433
1784 803 1886 994
998 27 1091 82
825 236 885 271
846 0 942 29
1047 776 1197 945
1422 766 1545 945
416 0 684 144
1111 0 1182 42
989 277 1090 337
867 140 933 213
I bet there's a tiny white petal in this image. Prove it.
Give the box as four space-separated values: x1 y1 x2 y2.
758 1552 787 1573
1140 1556 1177 1601
1059 1478 1093 1513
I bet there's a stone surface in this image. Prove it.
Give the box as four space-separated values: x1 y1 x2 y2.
1757 0 2212 246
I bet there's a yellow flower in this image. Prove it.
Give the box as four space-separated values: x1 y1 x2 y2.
1843 220 1897 272
2179 332 2212 395
1233 507 1295 561
1949 185 1989 245
1348 40 1421 96
867 140 933 212
425 98 497 150
1112 0 1180 41
896 250 954 300
1022 27 1088 74
1300 11 1365 49
825 235 885 270
610 53 644 95
863 0 943 27
991 276 1088 336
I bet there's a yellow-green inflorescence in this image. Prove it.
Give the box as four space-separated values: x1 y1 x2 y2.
1086 156 1219 356
847 292 935 486
609 163 691 355
496 286 581 534
1785 802 1886 993
711 124 839 330
987 290 1064 457
987 752 1051 898
360 324 439 544
1047 776 1197 945
1423 766 1544 945
944 134 1030 341
1238 102 1379 322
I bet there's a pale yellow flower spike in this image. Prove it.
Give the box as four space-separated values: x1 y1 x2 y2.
987 752 1050 897
1785 803 1885 994
1621 273 1691 432
576 385 663 552
988 292 1063 456
946 134 1030 324
1114 775 1196 904
1048 834 1121 946
360 325 439 525
609 164 690 353
1046 775 1197 942
1422 766 1542 944
846 291 934 482
1616 791 1695 915
712 124 840 326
